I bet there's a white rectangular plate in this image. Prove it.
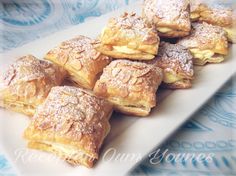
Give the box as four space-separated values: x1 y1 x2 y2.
0 3 236 176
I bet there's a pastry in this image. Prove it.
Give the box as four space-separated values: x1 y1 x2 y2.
190 1 236 43
189 0 206 21
198 4 236 43
45 35 111 90
0 55 66 116
198 4 233 28
178 22 228 65
152 42 194 89
96 12 160 60
223 17 236 43
24 86 113 167
142 0 191 38
93 60 163 116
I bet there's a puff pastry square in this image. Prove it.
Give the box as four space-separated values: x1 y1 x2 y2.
94 60 163 116
45 35 111 90
24 86 113 167
178 22 228 65
153 42 194 89
143 0 191 38
96 12 160 60
0 55 66 116
198 4 236 43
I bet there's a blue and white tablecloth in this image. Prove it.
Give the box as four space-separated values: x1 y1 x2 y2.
0 0 235 176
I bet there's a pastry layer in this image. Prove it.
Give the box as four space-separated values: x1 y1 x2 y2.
142 0 191 38
97 12 160 60
163 72 184 84
0 100 35 116
224 27 236 43
24 86 113 167
190 48 224 65
161 79 192 89
28 141 94 167
94 60 163 116
199 4 233 28
0 55 66 116
189 1 236 43
190 12 200 21
178 22 228 65
45 35 111 89
189 0 207 21
151 42 194 89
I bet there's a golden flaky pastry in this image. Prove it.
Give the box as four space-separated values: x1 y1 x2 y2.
197 3 234 27
152 42 194 89
189 0 207 21
93 60 163 116
199 4 236 43
178 22 228 65
190 1 236 43
142 0 191 38
0 55 66 116
96 12 160 60
24 86 113 167
45 35 111 90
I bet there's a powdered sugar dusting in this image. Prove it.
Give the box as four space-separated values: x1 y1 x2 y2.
156 42 193 76
204 3 233 27
178 22 228 50
208 3 232 19
95 59 163 102
33 86 112 152
45 35 111 88
0 55 66 110
51 35 105 61
1 55 65 86
143 0 191 29
109 12 158 43
47 35 111 71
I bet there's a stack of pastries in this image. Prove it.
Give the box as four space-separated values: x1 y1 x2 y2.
0 0 234 168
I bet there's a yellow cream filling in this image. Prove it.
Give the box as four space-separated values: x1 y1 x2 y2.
3 100 35 115
157 27 173 33
112 46 141 54
190 49 215 60
109 96 149 109
190 48 225 64
46 142 78 154
190 13 200 20
163 72 183 84
43 141 92 158
224 27 236 42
